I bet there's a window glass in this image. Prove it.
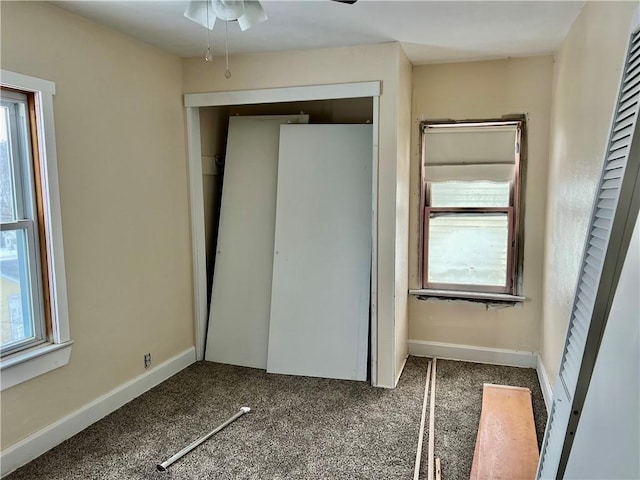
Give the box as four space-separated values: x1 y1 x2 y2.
430 181 510 208
1 229 37 348
427 212 509 287
0 106 17 222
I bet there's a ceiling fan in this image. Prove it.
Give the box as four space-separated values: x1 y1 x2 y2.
184 0 358 32
184 0 358 78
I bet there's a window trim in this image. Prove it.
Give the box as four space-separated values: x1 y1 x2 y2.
1 70 71 391
418 117 525 298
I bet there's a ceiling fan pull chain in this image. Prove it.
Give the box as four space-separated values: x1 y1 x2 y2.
205 0 213 61
224 19 232 79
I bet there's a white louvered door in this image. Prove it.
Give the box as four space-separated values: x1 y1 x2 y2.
537 21 640 479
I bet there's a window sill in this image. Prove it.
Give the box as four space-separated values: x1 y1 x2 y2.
0 341 73 391
409 289 525 303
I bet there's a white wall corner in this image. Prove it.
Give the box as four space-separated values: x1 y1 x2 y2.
536 354 553 412
408 339 537 368
0 347 196 478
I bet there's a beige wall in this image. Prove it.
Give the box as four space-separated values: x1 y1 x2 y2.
0 2 193 448
541 1 637 384
408 57 554 352
395 48 412 379
184 42 406 387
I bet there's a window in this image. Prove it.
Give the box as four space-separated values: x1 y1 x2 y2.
1 89 47 354
419 119 524 299
0 70 71 390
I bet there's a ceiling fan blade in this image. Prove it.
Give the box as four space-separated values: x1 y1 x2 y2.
332 0 358 4
184 0 216 30
238 1 267 31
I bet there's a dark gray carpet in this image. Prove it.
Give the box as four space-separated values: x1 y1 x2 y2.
7 357 429 480
6 357 546 480
418 360 547 480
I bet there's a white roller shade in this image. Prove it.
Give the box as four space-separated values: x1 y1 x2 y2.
430 181 510 207
425 164 514 182
423 125 518 165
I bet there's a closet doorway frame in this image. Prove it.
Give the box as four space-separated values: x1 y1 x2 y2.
183 81 382 386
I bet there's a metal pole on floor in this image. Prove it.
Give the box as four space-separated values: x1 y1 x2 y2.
157 406 251 472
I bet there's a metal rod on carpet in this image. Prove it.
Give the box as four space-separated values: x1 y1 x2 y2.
413 361 432 480
157 406 251 472
427 358 437 480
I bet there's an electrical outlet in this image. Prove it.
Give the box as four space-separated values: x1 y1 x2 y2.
144 353 152 369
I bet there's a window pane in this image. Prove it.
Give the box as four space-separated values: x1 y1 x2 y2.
0 106 17 222
430 181 510 207
1 229 36 349
427 212 509 287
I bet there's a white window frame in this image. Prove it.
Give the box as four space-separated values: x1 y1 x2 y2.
0 70 72 391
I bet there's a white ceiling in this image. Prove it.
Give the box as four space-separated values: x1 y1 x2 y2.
53 0 584 64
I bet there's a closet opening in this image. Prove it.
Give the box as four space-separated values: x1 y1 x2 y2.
184 82 381 385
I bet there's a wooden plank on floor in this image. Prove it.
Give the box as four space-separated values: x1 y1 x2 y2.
428 358 437 480
413 361 432 480
470 384 539 480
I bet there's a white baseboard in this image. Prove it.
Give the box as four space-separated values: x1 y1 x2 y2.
1 346 196 478
408 339 537 368
536 355 553 411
